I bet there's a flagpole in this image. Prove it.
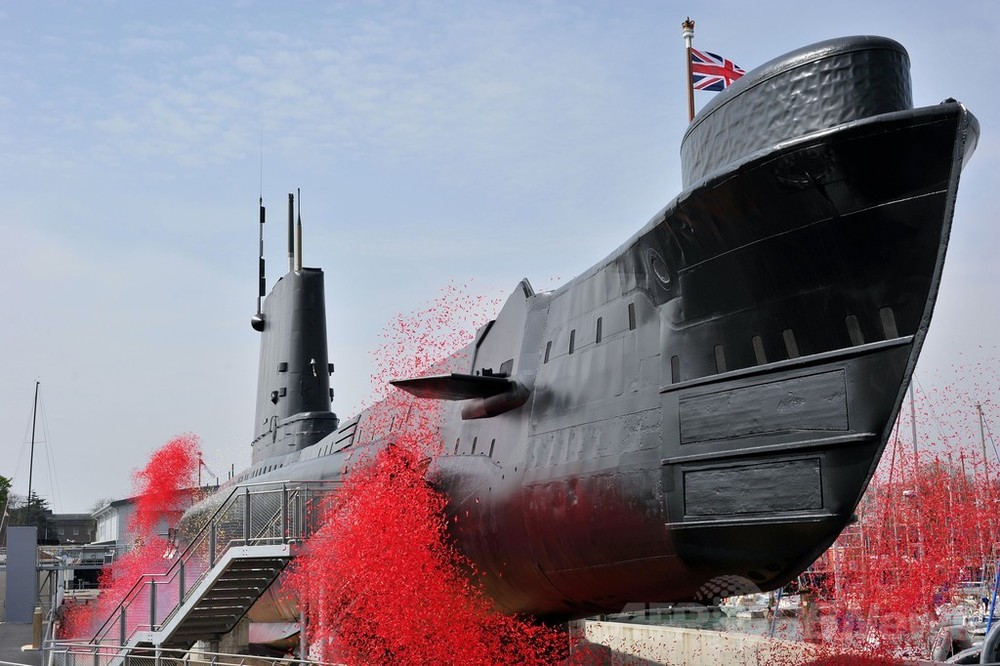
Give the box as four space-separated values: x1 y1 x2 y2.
682 17 695 122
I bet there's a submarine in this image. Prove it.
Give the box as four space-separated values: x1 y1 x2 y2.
190 35 978 621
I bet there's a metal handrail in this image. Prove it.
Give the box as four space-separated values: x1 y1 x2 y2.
85 481 337 649
45 639 346 666
87 483 246 645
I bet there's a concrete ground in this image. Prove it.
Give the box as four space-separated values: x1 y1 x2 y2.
0 623 42 666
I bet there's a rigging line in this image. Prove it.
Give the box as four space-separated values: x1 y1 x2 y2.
983 409 999 461
878 422 902 537
10 391 37 496
913 375 953 449
38 390 62 512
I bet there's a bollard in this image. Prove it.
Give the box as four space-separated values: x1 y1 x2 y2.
32 606 43 648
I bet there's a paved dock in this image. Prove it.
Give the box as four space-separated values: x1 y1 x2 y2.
0 624 41 666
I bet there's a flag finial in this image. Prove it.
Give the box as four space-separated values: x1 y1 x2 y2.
682 17 695 47
683 18 696 121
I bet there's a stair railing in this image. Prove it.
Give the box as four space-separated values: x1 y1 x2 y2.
80 480 337 650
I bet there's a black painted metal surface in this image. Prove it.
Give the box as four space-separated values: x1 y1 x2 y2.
184 35 980 622
250 268 338 464
681 35 913 188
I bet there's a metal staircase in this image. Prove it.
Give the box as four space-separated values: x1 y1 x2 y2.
67 481 337 666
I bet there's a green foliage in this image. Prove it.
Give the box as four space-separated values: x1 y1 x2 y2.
0 474 10 511
8 491 56 543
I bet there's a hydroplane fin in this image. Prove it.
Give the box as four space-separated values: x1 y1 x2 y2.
390 373 512 400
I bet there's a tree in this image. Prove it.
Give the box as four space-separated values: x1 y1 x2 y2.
8 491 57 544
89 497 115 514
0 474 10 514
0 474 11 545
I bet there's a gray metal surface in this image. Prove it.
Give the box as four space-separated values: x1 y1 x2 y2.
7 528 38 624
251 269 338 464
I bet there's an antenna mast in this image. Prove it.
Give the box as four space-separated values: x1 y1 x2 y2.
287 193 295 273
252 130 267 332
251 197 266 331
296 188 303 272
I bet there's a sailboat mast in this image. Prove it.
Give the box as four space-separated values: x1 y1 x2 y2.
978 402 989 483
27 380 39 502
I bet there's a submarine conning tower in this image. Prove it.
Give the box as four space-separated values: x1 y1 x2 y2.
250 191 339 465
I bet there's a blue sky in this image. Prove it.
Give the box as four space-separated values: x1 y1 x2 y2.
2 1 997 511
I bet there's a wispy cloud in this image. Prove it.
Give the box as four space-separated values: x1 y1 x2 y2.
4 3 647 181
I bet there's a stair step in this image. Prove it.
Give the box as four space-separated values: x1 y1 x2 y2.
110 543 298 656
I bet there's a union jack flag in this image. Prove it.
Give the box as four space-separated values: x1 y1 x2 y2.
690 48 745 91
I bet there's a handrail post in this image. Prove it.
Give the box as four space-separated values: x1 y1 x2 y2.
281 485 289 543
118 606 125 646
243 487 252 544
179 560 186 603
149 580 156 630
209 523 217 568
302 485 314 540
294 491 303 540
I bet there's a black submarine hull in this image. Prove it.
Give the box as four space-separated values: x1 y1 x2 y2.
179 36 978 624
428 100 977 618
